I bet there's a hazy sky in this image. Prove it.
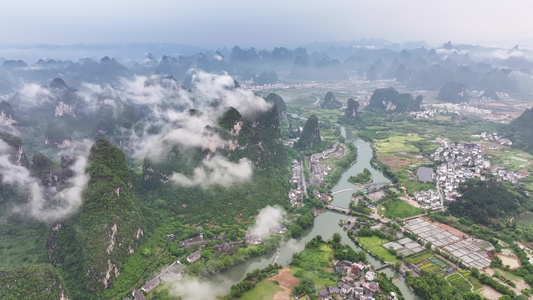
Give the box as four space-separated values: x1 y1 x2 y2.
2 0 533 48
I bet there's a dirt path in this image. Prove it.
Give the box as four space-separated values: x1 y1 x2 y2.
485 268 530 295
271 267 300 300
480 285 503 300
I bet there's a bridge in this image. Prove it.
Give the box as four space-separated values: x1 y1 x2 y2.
330 182 389 195
375 263 391 271
331 188 355 195
324 204 350 214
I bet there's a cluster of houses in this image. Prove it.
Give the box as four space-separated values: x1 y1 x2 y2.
309 142 348 187
488 166 529 185
424 137 529 202
431 139 490 202
289 159 306 206
408 108 450 119
288 142 348 205
312 260 397 300
412 189 442 210
478 132 513 146
430 103 491 116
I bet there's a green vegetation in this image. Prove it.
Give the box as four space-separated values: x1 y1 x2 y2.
382 199 422 219
368 246 397 262
236 280 282 300
321 142 358 189
357 236 388 248
448 179 530 226
0 220 48 269
402 181 436 195
514 213 533 228
0 264 68 300
348 168 372 184
374 135 423 153
290 243 337 290
295 115 321 150
504 107 533 154
470 268 516 297
222 264 282 300
408 271 482 300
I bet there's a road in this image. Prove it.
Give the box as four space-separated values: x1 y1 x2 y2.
436 179 445 211
300 158 308 198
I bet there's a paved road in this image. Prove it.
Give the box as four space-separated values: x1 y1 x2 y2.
300 158 308 198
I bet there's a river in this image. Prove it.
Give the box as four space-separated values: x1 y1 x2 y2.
203 126 420 299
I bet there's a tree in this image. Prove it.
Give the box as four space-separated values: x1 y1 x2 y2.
393 261 402 271
425 241 432 250
332 233 342 244
290 224 303 238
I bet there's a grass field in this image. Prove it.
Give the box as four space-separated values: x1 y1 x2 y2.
237 280 283 300
358 236 388 248
374 135 422 153
405 252 433 265
368 246 397 262
382 199 423 219
484 145 533 172
420 263 441 273
290 243 337 290
447 274 472 292
402 181 436 195
514 212 533 227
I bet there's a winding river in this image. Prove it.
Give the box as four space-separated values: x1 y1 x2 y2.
204 126 420 299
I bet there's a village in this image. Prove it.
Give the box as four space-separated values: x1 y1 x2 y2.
288 142 349 206
408 133 529 211
313 259 398 300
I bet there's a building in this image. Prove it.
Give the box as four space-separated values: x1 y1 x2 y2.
141 277 160 293
179 233 206 248
245 234 262 245
187 249 202 263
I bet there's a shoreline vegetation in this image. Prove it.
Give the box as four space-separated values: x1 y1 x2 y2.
348 168 373 185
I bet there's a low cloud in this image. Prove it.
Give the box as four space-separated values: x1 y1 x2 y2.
169 278 230 300
170 156 252 188
0 140 90 223
17 83 53 108
248 206 286 238
126 70 272 187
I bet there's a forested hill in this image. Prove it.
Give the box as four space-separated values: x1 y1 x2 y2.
0 264 69 300
504 107 533 154
448 179 530 225
138 98 290 225
295 115 321 150
50 139 143 297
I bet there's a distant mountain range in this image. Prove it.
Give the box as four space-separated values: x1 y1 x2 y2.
0 41 532 96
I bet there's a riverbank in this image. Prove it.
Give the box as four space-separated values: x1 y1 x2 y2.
155 131 419 299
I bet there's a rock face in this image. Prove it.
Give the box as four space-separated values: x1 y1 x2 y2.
321 91 343 109
0 132 30 167
367 87 422 112
295 115 321 150
438 81 468 103
344 98 360 118
0 101 17 125
266 93 287 119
